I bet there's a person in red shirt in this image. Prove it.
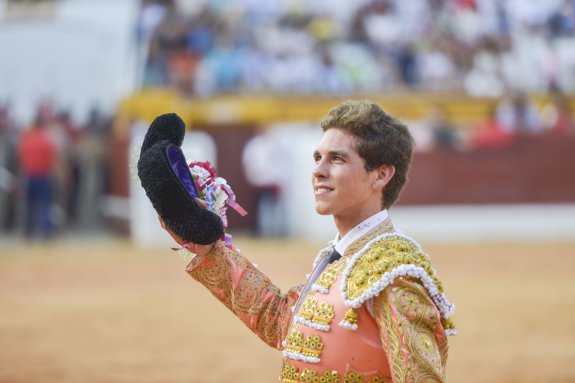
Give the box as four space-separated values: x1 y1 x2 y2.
470 105 514 149
18 117 57 238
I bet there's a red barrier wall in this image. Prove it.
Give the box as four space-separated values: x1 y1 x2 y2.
400 135 575 205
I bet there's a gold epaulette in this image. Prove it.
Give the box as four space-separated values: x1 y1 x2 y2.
341 233 457 335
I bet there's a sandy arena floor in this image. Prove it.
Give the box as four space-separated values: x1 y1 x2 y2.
0 236 574 383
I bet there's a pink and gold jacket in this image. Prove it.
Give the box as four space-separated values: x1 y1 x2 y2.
186 218 456 383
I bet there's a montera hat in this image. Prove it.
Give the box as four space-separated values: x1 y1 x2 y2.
137 113 224 245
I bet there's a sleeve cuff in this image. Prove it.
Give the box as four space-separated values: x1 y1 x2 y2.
185 240 222 271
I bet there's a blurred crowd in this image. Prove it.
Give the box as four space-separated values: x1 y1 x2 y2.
138 0 575 97
0 100 111 239
1 89 573 239
416 88 575 152
2 0 575 240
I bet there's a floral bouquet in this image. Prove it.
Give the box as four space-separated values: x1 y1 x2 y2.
136 113 247 253
187 160 247 248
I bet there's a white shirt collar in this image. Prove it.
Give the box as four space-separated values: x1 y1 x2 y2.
333 209 389 255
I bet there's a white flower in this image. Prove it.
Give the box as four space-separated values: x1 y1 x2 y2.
190 165 211 180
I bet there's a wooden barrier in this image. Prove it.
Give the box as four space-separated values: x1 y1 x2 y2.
111 92 575 233
400 134 575 205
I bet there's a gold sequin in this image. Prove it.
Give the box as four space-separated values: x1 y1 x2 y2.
281 362 390 383
285 329 306 354
343 236 445 305
282 363 300 383
343 371 363 383
299 297 318 321
284 330 325 360
315 302 335 325
303 334 324 358
315 260 345 292
341 308 358 326
301 368 342 383
296 296 335 329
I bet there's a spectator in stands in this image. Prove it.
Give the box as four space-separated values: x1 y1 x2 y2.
469 104 514 149
464 37 505 98
541 88 575 134
138 0 575 96
18 109 58 239
428 105 463 150
137 0 170 44
548 0 575 38
496 92 542 135
143 0 183 87
395 43 420 88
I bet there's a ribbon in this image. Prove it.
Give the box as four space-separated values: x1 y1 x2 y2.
186 161 248 251
171 240 191 252
220 183 248 216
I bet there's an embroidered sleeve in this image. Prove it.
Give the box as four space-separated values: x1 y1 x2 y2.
341 233 457 336
186 240 302 349
373 277 449 383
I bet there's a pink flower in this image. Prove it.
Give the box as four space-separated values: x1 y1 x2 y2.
189 160 217 179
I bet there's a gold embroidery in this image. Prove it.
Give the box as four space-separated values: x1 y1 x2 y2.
370 378 389 383
315 259 346 292
188 244 236 309
345 370 375 383
441 317 456 332
281 361 391 383
299 369 316 383
285 329 306 354
315 267 338 290
233 268 269 315
375 281 446 383
284 329 325 361
344 217 395 256
343 236 446 306
344 371 362 382
324 369 342 383
377 297 405 383
255 284 301 345
439 335 449 380
342 369 392 383
296 296 335 330
311 218 393 294
315 302 335 325
302 334 324 358
301 368 342 383
340 308 359 328
189 242 299 349
282 362 300 383
298 297 317 321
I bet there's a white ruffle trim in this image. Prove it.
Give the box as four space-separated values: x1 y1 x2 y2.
445 329 458 336
282 350 320 364
311 284 329 294
311 244 334 270
340 233 456 322
338 321 358 331
294 316 330 332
